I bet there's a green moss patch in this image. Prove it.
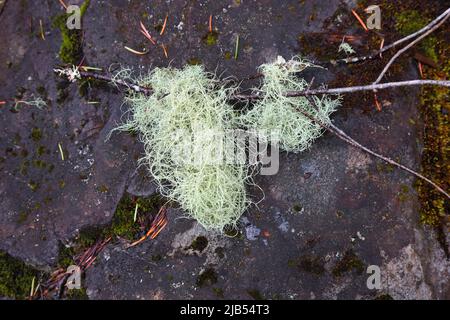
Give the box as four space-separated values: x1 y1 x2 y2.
196 268 218 287
332 250 365 277
395 10 438 62
56 193 165 269
107 193 165 240
0 251 40 299
66 288 89 300
52 0 90 64
202 31 219 46
415 34 450 230
57 242 76 269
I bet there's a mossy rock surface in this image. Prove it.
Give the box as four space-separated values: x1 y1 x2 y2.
0 251 40 299
52 0 90 64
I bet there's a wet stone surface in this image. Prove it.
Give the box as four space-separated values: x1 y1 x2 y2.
0 0 448 299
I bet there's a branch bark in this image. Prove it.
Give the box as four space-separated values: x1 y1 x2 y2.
56 69 450 99
373 10 450 84
232 80 450 100
326 122 449 200
79 71 153 96
331 7 450 65
300 97 450 200
53 70 450 200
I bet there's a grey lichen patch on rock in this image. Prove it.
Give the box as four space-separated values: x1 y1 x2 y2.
381 245 433 299
170 223 231 266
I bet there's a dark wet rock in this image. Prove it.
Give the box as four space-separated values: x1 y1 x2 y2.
126 166 157 197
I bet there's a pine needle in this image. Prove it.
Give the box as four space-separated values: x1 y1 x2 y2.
124 46 148 55
160 14 168 35
39 19 45 40
58 143 65 161
234 35 239 60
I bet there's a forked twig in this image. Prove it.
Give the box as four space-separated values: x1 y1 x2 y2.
55 69 449 99
326 122 449 199
300 96 450 200
52 6 450 201
373 10 450 84
79 70 153 95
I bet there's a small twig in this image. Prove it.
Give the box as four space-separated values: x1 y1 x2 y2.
300 97 450 200
373 11 450 84
78 70 153 95
58 142 65 161
127 204 168 248
373 93 381 111
58 0 68 10
379 38 385 58
233 80 450 100
133 203 139 223
55 68 450 100
124 46 148 55
306 76 315 91
39 19 45 40
29 277 35 300
327 122 449 200
332 8 450 65
418 62 424 78
161 44 168 58
140 21 156 45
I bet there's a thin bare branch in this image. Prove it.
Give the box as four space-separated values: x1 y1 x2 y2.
332 7 450 65
373 10 450 84
55 69 450 100
232 80 450 100
327 123 449 199
299 97 450 200
79 71 153 95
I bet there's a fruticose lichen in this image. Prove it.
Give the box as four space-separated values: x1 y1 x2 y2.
239 56 341 152
114 56 341 231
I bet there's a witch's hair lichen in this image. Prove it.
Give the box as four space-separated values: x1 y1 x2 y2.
115 65 250 231
114 56 341 231
338 41 356 55
238 56 341 152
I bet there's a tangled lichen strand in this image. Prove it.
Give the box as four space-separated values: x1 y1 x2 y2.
115 57 341 230
239 56 341 152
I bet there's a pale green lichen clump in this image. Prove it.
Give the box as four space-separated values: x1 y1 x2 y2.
115 65 250 230
115 57 341 230
239 56 341 152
